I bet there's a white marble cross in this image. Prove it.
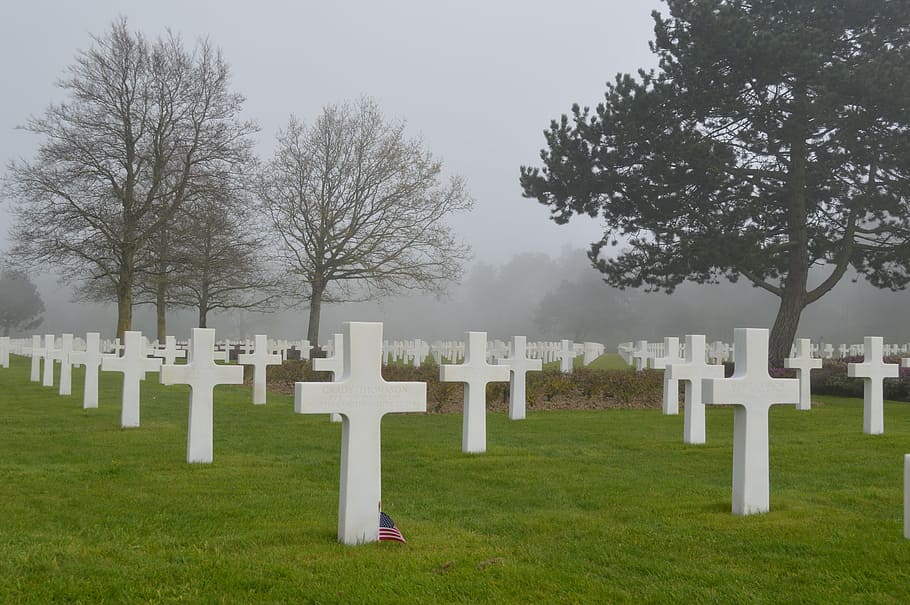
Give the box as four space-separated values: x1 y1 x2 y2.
237 334 282 405
905 454 910 540
57 333 75 396
496 335 543 420
652 336 685 415
0 336 9 369
440 331 510 453
151 335 187 366
406 338 425 368
313 333 344 422
849 337 899 435
29 335 43 382
294 321 426 545
558 339 575 374
784 338 822 411
69 332 107 409
667 334 725 445
101 331 162 428
42 333 58 387
160 328 244 463
702 328 800 515
631 340 650 371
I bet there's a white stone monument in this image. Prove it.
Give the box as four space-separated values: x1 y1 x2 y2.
237 334 282 405
69 332 106 409
652 336 685 415
702 328 800 515
57 333 75 396
784 338 822 411
151 335 187 366
294 322 426 545
42 334 58 387
0 337 9 369
496 335 543 420
29 335 43 382
313 333 344 422
848 336 898 435
905 454 910 540
101 331 162 428
160 328 244 463
558 339 575 374
440 331 510 453
666 334 725 445
632 340 650 371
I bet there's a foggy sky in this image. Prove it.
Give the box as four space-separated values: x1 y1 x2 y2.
0 0 664 260
3 1 907 347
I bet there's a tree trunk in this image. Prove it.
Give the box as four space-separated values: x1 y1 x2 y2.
198 278 209 328
115 272 133 341
155 229 169 341
768 291 805 367
156 280 167 341
307 283 325 351
769 117 810 367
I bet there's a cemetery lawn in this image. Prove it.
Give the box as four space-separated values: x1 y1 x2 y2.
1 355 909 604
542 353 630 371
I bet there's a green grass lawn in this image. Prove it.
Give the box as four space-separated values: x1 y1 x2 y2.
542 353 630 372
1 354 909 603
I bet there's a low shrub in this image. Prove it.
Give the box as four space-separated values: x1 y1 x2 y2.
264 359 665 412
810 357 910 402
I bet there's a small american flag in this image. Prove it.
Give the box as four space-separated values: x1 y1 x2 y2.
379 511 406 543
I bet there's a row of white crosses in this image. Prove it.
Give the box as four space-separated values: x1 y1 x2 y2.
634 329 801 515
293 324 544 543
6 324 908 540
652 330 910 516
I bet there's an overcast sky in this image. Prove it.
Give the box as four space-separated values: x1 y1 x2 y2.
0 0 665 261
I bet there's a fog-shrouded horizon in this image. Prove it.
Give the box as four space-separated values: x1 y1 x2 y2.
15 247 910 350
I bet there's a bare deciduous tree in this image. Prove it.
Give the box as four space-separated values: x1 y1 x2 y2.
166 189 283 329
259 98 472 347
4 19 256 338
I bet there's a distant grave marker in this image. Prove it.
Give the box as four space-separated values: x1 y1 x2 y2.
848 337 898 435
57 333 74 396
784 338 822 411
0 337 9 368
666 334 724 445
496 335 542 420
631 340 650 371
42 334 58 387
294 322 426 545
101 331 162 428
150 335 187 366
69 332 107 409
703 328 800 515
237 334 282 405
160 328 244 463
558 339 575 374
441 331 510 453
905 454 910 540
29 335 43 382
652 336 685 415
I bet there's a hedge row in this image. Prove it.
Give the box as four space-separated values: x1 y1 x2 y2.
258 357 906 411
263 360 666 412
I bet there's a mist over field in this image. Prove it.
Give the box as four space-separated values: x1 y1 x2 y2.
23 248 910 348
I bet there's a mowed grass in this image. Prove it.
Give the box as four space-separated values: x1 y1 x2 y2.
1 355 909 603
542 353 630 371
